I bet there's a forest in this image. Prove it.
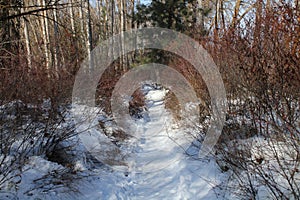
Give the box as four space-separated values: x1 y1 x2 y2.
0 0 299 199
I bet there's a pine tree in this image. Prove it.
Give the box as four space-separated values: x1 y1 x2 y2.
136 0 196 33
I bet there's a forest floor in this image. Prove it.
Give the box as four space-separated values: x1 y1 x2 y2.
2 85 298 199
8 86 223 200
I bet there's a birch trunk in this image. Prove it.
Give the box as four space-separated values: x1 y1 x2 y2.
105 0 109 38
21 5 32 70
110 0 116 70
69 0 76 37
85 0 92 61
24 21 32 69
39 0 51 71
214 0 220 31
44 0 51 68
53 3 59 71
85 0 93 71
119 0 127 71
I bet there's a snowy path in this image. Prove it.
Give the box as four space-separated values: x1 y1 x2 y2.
107 88 221 200
16 87 222 200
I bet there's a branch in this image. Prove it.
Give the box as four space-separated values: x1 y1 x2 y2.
0 2 70 22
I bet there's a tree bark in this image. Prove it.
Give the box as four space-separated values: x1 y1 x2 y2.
39 0 51 71
21 4 32 70
79 0 86 44
69 0 76 37
53 2 59 71
214 0 220 31
85 0 93 69
118 0 127 71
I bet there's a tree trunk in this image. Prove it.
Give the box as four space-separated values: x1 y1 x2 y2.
111 0 115 36
232 0 242 28
196 0 204 30
0 0 21 68
214 0 220 31
21 4 32 70
254 0 263 43
96 0 103 41
53 2 59 71
220 0 225 29
110 0 117 70
104 0 109 38
39 0 51 71
118 0 127 71
85 0 93 70
79 0 86 44
69 0 76 37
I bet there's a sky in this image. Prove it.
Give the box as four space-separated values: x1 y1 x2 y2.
140 0 152 5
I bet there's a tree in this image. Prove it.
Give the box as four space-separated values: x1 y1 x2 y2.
39 0 51 71
0 0 21 68
21 1 32 69
136 0 196 33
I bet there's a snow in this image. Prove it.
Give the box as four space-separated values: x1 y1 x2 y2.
5 85 298 199
5 85 223 199
74 85 222 199
98 86 222 199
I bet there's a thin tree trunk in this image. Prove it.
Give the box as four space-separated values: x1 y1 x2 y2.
214 0 220 31
196 0 204 31
110 0 117 70
85 0 93 71
29 17 40 55
24 20 32 69
220 0 225 29
119 0 127 71
44 0 51 68
131 0 139 64
131 0 137 29
96 0 103 41
232 0 241 28
122 0 126 32
254 0 263 42
53 2 59 71
79 0 86 44
111 0 115 36
85 0 92 61
253 0 263 69
69 0 76 37
24 21 32 69
105 0 109 38
266 0 271 12
39 0 50 71
21 5 32 70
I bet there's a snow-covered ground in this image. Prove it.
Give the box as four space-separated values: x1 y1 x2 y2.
96 86 222 199
7 86 223 200
2 86 298 199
